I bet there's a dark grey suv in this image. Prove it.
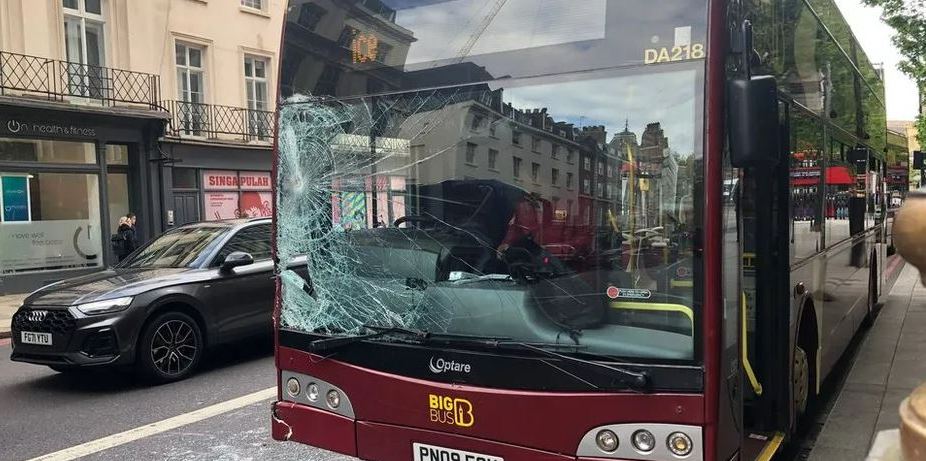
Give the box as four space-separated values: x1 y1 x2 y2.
10 218 280 382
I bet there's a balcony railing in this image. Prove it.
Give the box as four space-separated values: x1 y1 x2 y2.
0 51 160 109
163 100 274 142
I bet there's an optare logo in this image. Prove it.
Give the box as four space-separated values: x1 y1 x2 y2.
428 356 471 374
7 120 21 133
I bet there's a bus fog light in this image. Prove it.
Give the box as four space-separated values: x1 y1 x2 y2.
667 432 693 456
595 429 619 452
326 389 341 409
632 429 656 453
285 377 300 397
306 383 319 402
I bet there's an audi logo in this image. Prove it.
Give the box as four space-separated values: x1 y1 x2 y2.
26 310 48 322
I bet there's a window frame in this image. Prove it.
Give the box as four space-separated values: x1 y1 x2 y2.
176 42 206 104
211 223 272 267
240 0 264 12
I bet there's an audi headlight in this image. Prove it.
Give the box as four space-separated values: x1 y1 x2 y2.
75 297 133 315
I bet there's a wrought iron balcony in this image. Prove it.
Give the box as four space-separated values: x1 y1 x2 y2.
163 100 274 142
0 51 160 109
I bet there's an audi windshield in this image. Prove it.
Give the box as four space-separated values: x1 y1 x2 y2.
275 0 706 365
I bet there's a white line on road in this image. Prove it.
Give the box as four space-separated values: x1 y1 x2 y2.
27 386 277 461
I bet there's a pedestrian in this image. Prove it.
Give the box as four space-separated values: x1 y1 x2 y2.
117 213 138 261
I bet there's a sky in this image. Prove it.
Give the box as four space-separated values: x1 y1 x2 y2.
834 0 920 121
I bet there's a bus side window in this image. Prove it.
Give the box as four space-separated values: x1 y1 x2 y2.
825 138 852 246
789 111 824 262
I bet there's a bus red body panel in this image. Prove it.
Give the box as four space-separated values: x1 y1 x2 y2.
272 401 357 457
277 346 704 456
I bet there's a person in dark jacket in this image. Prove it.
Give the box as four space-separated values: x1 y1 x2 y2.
116 213 138 261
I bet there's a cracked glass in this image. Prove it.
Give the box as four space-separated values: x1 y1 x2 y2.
276 0 707 361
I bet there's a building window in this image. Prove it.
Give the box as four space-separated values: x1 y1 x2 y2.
583 157 591 171
471 113 484 131
338 26 359 47
489 119 498 137
513 157 522 178
567 149 575 164
566 172 574 189
597 161 604 175
376 42 393 64
241 0 263 10
175 42 206 135
531 162 540 183
465 142 477 164
582 178 591 194
63 0 106 98
297 3 326 30
314 65 341 96
512 130 521 145
607 165 613 177
552 144 560 160
531 136 541 152
488 149 498 170
552 168 559 185
598 182 606 198
244 56 269 139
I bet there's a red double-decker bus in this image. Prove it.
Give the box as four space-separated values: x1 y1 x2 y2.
270 1 900 460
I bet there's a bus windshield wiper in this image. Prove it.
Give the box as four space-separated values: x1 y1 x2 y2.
307 324 510 352
493 341 651 391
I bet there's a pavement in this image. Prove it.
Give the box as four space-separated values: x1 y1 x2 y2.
808 264 926 461
0 293 26 339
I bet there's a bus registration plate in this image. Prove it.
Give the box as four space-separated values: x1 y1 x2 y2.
413 443 504 461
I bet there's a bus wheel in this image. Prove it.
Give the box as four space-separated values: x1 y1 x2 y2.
793 345 810 416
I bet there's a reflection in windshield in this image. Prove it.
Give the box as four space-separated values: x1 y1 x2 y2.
277 0 704 361
121 227 227 269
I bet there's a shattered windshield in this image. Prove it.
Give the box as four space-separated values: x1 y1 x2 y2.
276 0 706 361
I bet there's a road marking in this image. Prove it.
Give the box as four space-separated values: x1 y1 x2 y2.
27 386 277 461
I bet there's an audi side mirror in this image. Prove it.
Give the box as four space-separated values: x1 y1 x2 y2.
220 251 254 273
728 75 780 168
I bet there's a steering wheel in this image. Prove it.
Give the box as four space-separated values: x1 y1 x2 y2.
393 215 438 228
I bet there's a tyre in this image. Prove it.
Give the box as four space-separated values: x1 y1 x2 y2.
793 345 810 417
136 311 203 383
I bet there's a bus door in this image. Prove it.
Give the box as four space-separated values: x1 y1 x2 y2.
737 100 793 449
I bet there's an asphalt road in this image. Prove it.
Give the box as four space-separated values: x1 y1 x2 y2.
0 337 353 461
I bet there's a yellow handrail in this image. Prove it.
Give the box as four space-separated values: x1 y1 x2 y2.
742 291 763 395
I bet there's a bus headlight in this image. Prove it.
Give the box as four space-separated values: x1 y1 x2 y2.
285 377 301 397
595 429 619 452
667 432 693 456
631 429 656 453
326 389 341 409
306 383 319 402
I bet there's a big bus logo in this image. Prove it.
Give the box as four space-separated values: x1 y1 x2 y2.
428 394 474 428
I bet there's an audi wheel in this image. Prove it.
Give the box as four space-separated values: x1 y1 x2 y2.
136 311 203 383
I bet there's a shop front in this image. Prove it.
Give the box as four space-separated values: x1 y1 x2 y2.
161 141 272 226
0 103 165 294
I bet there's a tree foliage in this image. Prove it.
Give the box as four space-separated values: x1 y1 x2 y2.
862 0 926 146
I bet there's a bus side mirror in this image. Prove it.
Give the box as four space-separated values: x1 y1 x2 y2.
728 75 779 168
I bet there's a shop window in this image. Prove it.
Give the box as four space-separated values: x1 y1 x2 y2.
0 138 96 164
172 168 197 189
0 172 103 274
202 170 272 220
105 144 128 165
107 172 129 234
